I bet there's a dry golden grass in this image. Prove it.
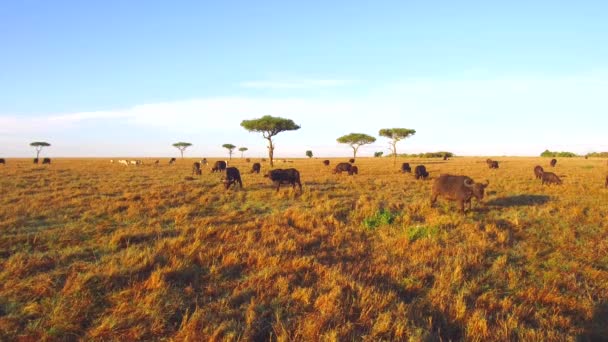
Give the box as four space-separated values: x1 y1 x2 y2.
1 157 607 341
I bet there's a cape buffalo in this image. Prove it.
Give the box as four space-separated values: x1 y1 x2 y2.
431 174 489 213
212 160 227 173
334 162 355 175
33 158 39 164
169 158 176 165
251 162 261 174
414 165 429 180
488 160 499 169
401 163 411 173
0 158 5 165
245 158 251 163
550 159 557 167
534 165 544 179
351 166 359 175
42 158 51 164
192 162 202 176
443 155 449 161
222 167 243 190
349 158 355 164
323 160 330 166
264 168 302 193
542 172 562 185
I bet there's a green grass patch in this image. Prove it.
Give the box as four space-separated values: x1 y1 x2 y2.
362 209 397 229
406 225 440 242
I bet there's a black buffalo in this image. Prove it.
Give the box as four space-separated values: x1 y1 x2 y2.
0 158 5 165
401 163 411 173
245 158 251 163
550 159 557 167
192 162 202 176
351 166 359 175
443 155 449 161
212 160 227 173
488 160 499 169
33 158 39 164
42 158 51 164
541 172 562 185
169 158 176 165
414 165 429 180
222 167 243 190
323 160 330 166
534 165 544 179
251 162 261 174
349 158 355 164
264 168 302 193
334 162 355 175
431 174 489 213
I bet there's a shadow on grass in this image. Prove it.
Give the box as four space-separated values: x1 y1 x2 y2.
579 301 608 341
486 195 550 208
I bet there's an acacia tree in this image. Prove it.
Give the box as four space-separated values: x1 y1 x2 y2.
223 144 236 160
241 115 301 167
337 133 376 159
306 150 313 158
30 142 51 159
172 142 192 159
379 128 416 165
239 147 248 158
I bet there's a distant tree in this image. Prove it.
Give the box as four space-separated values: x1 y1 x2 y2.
238 147 248 158
173 142 192 159
379 128 416 166
241 115 301 167
223 144 237 160
30 141 51 159
374 151 384 158
337 133 376 159
306 150 313 158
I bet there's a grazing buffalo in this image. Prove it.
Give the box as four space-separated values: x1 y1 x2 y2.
401 163 411 173
169 158 176 165
534 165 544 179
323 160 330 166
192 162 202 176
222 167 243 190
443 155 449 161
414 165 429 180
42 158 51 164
264 168 302 193
0 158 5 165
334 162 355 175
211 160 227 173
351 166 359 175
431 174 490 213
251 162 261 174
33 158 39 164
349 158 355 164
550 159 557 167
541 172 562 185
245 158 251 163
488 160 499 169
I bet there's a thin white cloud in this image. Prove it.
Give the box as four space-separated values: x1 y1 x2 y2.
239 79 357 89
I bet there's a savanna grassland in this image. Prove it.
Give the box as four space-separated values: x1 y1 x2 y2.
1 157 607 341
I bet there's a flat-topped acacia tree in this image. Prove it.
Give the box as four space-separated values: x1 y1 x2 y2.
30 142 51 159
379 128 416 165
337 133 376 159
223 144 236 160
172 142 192 159
239 147 248 158
241 115 301 167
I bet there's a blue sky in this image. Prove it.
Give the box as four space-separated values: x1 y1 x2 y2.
1 1 607 157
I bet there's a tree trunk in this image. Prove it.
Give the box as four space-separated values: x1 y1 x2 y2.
180 149 184 159
392 143 397 166
353 146 358 159
267 138 274 167
36 148 41 160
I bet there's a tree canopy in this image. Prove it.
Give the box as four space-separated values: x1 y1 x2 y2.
223 144 237 160
172 142 192 158
30 141 51 159
241 115 301 166
379 128 416 165
238 147 248 158
337 133 376 159
306 150 313 158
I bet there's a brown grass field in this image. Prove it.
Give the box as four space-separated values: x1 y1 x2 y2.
1 157 607 341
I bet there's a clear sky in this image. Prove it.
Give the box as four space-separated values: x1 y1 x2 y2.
1 1 607 157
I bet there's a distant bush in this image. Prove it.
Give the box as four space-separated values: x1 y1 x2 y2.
374 151 384 158
398 152 454 158
540 150 579 158
585 152 608 158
